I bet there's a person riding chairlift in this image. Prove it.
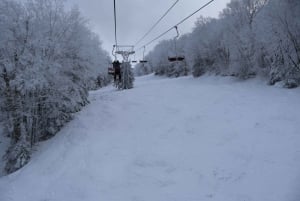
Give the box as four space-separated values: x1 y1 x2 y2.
112 60 121 82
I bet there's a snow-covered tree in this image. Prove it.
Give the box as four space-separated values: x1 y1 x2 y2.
143 0 299 87
134 60 153 77
141 38 188 77
0 0 110 173
261 0 300 87
120 62 134 89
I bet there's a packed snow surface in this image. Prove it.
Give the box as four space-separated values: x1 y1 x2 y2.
1 75 300 201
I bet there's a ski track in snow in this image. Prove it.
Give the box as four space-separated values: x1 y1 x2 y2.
0 74 300 201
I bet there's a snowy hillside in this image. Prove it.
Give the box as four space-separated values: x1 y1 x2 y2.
0 75 299 201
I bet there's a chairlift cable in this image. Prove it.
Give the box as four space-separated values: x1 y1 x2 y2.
134 0 179 47
136 0 215 51
113 0 118 47
176 0 214 27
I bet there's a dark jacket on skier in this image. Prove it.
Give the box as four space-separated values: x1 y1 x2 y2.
112 60 121 81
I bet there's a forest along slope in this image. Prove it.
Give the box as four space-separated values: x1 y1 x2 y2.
0 74 299 201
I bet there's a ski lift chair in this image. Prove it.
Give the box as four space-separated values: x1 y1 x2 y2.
137 46 148 64
168 57 177 62
168 56 185 62
168 26 185 62
108 67 115 75
177 56 185 61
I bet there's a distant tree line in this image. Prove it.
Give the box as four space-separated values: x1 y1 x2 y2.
0 0 111 174
135 0 300 88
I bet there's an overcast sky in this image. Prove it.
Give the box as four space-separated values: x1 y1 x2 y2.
65 0 231 59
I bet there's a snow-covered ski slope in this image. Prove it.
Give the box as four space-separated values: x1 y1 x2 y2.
1 74 300 201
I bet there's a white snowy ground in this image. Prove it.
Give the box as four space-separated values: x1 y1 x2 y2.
0 74 300 201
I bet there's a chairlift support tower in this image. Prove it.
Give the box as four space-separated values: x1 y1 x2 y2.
113 45 135 62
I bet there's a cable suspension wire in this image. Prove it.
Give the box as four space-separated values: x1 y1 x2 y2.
134 0 179 47
113 0 118 47
137 0 215 51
